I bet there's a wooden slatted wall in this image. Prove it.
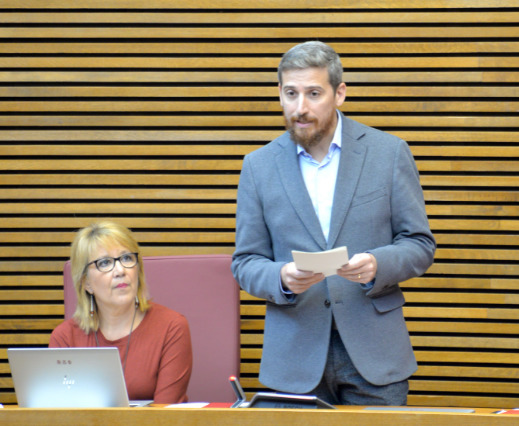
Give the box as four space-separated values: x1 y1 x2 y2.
0 0 518 408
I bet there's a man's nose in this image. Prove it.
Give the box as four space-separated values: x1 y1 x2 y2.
296 94 309 115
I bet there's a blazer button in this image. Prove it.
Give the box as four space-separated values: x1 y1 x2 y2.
324 299 331 307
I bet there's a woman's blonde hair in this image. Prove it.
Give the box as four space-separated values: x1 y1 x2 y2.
70 221 150 334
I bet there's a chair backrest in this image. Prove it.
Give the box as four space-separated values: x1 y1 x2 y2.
63 254 240 403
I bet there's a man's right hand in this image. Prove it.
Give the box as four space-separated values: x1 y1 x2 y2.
281 262 324 294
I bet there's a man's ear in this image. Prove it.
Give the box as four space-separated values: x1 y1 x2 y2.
278 83 284 107
335 82 347 107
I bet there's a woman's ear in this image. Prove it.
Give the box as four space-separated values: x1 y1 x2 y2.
83 278 93 295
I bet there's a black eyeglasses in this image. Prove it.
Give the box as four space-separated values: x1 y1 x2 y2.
86 252 139 273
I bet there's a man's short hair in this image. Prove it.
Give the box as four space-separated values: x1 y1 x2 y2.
278 41 343 92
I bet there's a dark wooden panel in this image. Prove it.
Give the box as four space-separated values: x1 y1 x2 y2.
0 1 517 409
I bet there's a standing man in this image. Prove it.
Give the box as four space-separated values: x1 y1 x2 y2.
231 41 435 406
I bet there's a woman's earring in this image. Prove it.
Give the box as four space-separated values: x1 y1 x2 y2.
90 294 95 317
135 295 139 308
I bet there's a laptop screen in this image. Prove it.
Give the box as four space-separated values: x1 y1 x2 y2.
8 347 130 408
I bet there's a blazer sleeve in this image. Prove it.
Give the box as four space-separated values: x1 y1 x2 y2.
231 155 295 305
366 139 436 297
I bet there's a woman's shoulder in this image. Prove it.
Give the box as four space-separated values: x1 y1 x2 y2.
139 302 190 341
146 302 188 324
52 318 82 334
49 318 88 347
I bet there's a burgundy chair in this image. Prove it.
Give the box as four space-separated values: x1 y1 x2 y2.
63 254 241 403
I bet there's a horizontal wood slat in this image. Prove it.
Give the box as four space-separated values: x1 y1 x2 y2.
3 11 519 24
1 42 518 55
1 0 516 9
0 130 518 142
407 395 519 409
1 71 518 83
2 145 518 158
4 57 519 69
2 100 519 113
2 86 519 98
3 27 519 39
240 363 519 379
0 145 254 156
1 1 517 409
242 305 519 320
0 319 64 330
0 116 517 128
241 333 519 350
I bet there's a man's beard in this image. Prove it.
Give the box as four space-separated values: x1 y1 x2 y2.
285 111 335 152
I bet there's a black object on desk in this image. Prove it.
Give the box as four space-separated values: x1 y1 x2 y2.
229 376 336 409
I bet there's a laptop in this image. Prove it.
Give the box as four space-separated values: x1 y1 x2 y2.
8 347 150 408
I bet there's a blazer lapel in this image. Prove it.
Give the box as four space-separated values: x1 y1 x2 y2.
274 134 327 250
327 115 368 249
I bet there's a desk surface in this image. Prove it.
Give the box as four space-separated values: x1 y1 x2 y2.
1 406 518 426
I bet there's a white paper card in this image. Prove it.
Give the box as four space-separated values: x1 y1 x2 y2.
292 246 349 277
166 402 209 408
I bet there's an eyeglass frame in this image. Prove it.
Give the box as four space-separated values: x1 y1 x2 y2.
85 252 139 273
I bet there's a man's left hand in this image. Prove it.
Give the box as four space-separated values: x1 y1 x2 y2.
337 253 377 284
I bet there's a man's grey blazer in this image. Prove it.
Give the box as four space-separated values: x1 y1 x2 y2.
232 113 436 394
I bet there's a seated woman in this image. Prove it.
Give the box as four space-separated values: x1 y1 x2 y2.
49 221 192 404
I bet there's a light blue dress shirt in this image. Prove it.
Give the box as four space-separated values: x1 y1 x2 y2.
280 111 343 296
297 111 342 241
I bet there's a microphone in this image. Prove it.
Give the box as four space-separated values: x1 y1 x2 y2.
229 375 247 408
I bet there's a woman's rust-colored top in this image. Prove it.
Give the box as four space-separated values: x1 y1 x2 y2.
49 302 193 404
